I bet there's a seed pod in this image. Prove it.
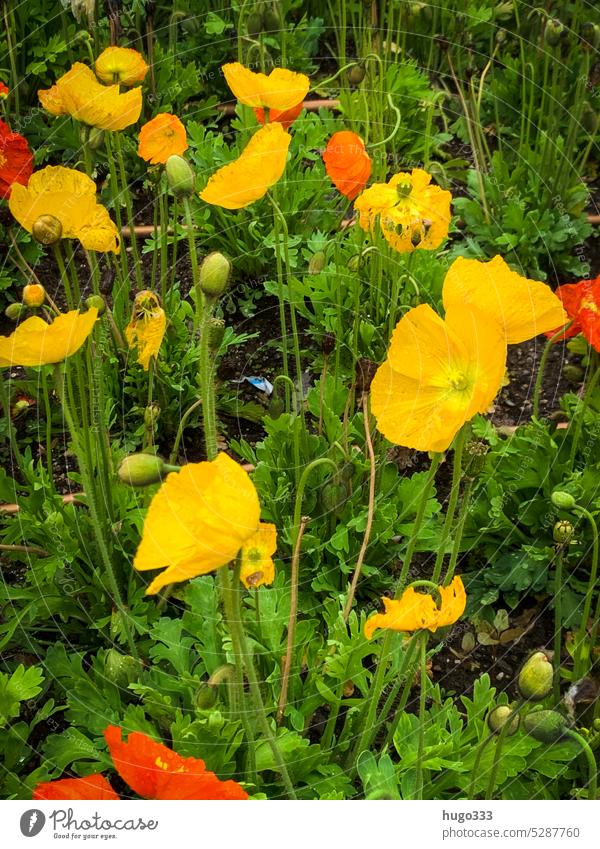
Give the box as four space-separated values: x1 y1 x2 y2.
308 251 326 275
551 491 576 511
199 252 231 300
22 283 46 307
523 709 568 743
117 453 172 487
32 214 62 245
85 294 106 315
464 439 489 479
518 651 553 701
553 519 574 545
165 154 195 197
487 705 520 736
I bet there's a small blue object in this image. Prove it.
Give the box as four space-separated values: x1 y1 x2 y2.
233 376 274 396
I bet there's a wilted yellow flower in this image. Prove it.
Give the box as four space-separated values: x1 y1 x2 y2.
355 168 451 253
200 123 291 209
364 576 466 639
124 291 166 370
134 453 262 595
95 47 149 87
38 63 142 131
370 303 506 452
0 308 97 367
9 165 120 253
239 523 277 588
442 256 568 345
222 62 309 111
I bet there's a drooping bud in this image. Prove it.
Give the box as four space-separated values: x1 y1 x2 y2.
545 19 565 47
165 154 195 198
308 251 326 274
581 103 599 136
487 705 520 736
320 481 348 517
5 302 27 320
105 649 140 688
553 520 574 545
246 10 263 37
208 317 226 352
268 395 285 419
22 284 46 307
523 709 568 743
518 651 553 701
199 251 231 300
32 214 62 246
348 63 366 86
562 364 584 384
85 294 106 315
551 491 576 511
117 453 177 487
464 439 489 479
347 253 360 273
263 5 281 31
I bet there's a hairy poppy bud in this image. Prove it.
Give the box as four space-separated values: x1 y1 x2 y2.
524 709 568 743
88 127 105 150
165 154 195 197
5 302 27 320
208 317 226 352
551 491 576 511
347 253 360 272
321 332 336 356
195 683 219 709
518 651 553 701
348 63 366 86
309 251 326 274
144 403 160 429
545 19 565 47
553 519 574 545
32 214 62 245
320 481 348 517
268 395 285 419
117 453 177 487
487 705 520 736
105 649 140 687
581 103 598 136
464 439 489 479
562 364 584 384
22 284 46 307
263 5 281 31
85 294 106 315
199 251 231 300
246 11 263 37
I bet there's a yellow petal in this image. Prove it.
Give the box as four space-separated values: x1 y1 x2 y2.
239 522 277 589
199 123 291 210
364 589 439 639
38 84 67 116
125 291 166 370
134 453 261 594
53 63 142 131
222 63 309 111
435 576 467 630
95 46 149 87
0 309 97 367
442 256 568 344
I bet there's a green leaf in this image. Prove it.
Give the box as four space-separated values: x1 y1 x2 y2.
0 666 44 726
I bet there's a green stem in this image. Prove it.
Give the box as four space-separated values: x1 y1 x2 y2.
533 326 571 420
377 633 421 748
565 729 598 800
40 368 54 479
485 701 525 799
413 631 429 800
182 198 202 331
169 399 202 464
568 357 600 471
444 478 473 584
113 132 143 290
198 296 218 461
553 546 564 701
572 506 600 680
432 427 468 584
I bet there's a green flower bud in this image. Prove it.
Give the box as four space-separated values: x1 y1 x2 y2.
524 709 568 743
545 19 565 47
581 22 600 50
88 127 105 151
195 683 219 709
320 481 348 516
246 11 263 37
487 705 520 736
32 214 62 245
144 403 160 429
118 453 176 487
551 491 576 511
268 396 285 420
199 252 231 300
263 5 282 31
581 103 598 136
553 520 574 545
208 317 226 352
308 251 326 275
5 302 27 320
165 154 195 198
348 63 366 86
562 364 584 384
85 294 106 315
518 651 553 701
347 254 360 273
105 649 140 688
464 440 489 479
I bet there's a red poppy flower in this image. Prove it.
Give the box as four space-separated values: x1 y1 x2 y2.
322 131 372 201
254 101 303 131
0 118 33 199
104 726 248 800
33 774 119 801
545 276 600 352
0 81 8 99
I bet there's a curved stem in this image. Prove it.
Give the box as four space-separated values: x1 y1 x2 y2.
169 399 202 464
565 729 597 800
572 506 599 679
568 357 600 471
485 701 525 799
365 93 401 150
533 326 571 420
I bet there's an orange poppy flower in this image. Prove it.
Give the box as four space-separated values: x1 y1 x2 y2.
0 81 8 99
254 101 303 131
33 774 119 801
545 276 600 352
104 726 248 800
0 118 33 199
138 113 188 165
322 131 372 201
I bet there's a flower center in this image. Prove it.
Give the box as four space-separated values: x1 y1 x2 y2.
448 367 471 393
581 295 599 314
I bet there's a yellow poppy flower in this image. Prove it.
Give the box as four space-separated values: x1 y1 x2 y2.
95 46 149 87
355 169 451 253
0 308 98 368
38 63 142 131
222 62 309 111
199 123 291 210
124 290 166 370
134 453 261 595
364 576 466 639
239 523 277 589
442 256 568 345
370 303 506 452
9 165 121 254
137 113 188 165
